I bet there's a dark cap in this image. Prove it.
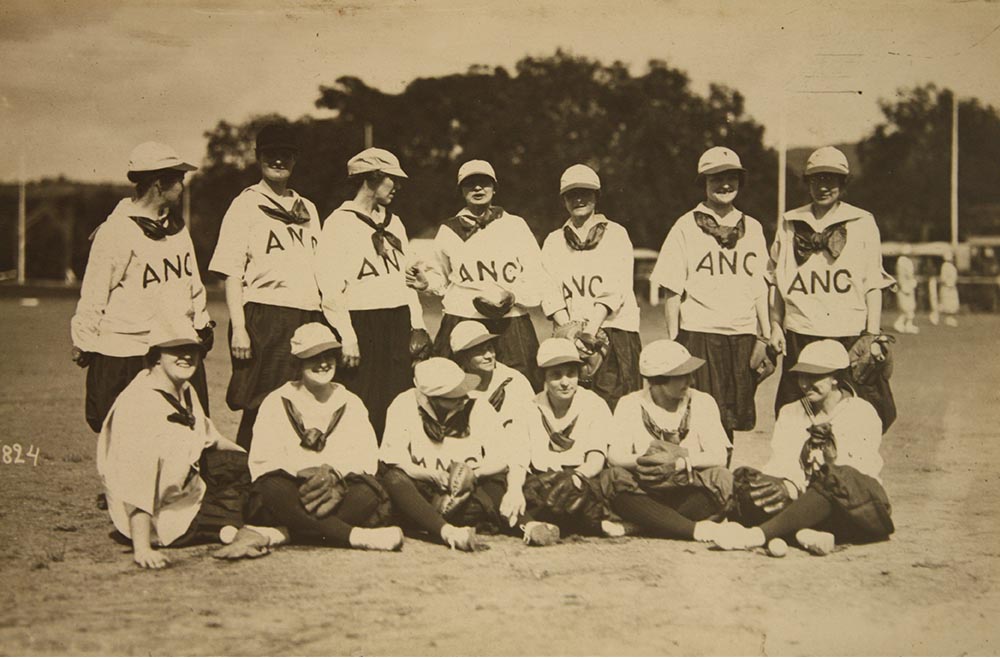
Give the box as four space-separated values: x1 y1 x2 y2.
256 122 300 153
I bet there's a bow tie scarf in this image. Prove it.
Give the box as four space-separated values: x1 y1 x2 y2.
156 388 196 429
792 221 848 265
640 399 691 445
448 206 504 241
693 212 745 249
563 222 607 251
419 401 475 443
281 397 347 452
540 410 579 453
257 194 312 226
346 210 403 258
487 377 514 412
129 212 185 241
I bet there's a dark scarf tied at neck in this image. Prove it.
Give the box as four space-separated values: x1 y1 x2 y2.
129 209 185 241
346 208 403 258
791 220 848 265
444 206 504 241
640 398 691 445
419 400 475 443
563 220 607 251
281 396 347 452
540 409 579 453
487 377 514 412
693 211 745 249
257 193 311 226
156 388 196 429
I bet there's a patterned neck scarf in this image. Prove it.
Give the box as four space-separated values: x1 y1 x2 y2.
640 397 691 445
445 206 504 241
693 211 745 249
419 400 475 443
791 220 848 265
487 377 514 412
539 408 579 453
281 396 347 452
346 208 402 258
257 193 311 226
129 210 185 241
156 388 196 430
563 221 607 251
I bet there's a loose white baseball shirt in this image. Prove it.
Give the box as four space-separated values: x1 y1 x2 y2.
527 387 612 472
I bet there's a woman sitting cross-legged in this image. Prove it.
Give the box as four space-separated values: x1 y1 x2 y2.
247 323 403 551
719 340 893 555
97 321 285 569
605 340 735 543
379 357 525 551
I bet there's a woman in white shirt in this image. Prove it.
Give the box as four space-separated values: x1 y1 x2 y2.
720 340 894 555
248 323 403 551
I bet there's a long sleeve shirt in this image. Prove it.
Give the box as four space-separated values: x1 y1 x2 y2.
248 382 379 481
527 387 612 472
541 215 641 332
96 370 224 546
426 209 565 319
769 202 895 337
208 182 322 311
764 394 885 493
609 388 730 469
650 204 768 335
71 199 210 357
315 200 426 345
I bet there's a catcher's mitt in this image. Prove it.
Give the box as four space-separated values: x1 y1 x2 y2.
197 321 217 353
297 466 345 518
848 333 895 385
409 328 433 362
749 339 776 383
799 422 838 483
576 329 610 383
472 290 515 319
543 470 590 517
553 320 584 341
635 440 691 492
432 460 477 519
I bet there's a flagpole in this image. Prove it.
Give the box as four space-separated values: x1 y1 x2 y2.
950 92 959 251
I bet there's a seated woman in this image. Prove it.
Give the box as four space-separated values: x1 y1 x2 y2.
379 357 524 551
721 340 893 555
97 322 284 569
605 340 734 542
248 323 403 551
518 338 618 545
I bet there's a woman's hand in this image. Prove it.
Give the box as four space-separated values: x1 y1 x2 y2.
230 326 252 360
133 547 169 570
405 262 429 292
342 340 361 368
499 489 526 527
71 346 93 368
768 323 786 356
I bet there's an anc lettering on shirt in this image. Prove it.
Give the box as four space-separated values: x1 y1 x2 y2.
265 224 318 255
692 250 758 277
786 268 853 296
457 258 523 285
356 245 404 280
561 274 605 302
142 250 195 289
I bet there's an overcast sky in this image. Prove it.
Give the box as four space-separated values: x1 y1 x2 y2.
1 0 998 182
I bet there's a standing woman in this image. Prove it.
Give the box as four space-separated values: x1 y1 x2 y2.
768 146 897 432
650 147 771 461
426 160 567 391
541 165 642 410
209 122 324 449
71 141 213 433
315 148 431 441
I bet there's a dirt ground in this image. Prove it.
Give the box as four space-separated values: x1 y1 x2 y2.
1 296 998 656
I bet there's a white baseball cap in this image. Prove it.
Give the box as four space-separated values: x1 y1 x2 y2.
560 164 601 195
639 340 705 378
290 323 342 359
536 338 583 369
804 146 850 177
457 160 497 185
127 142 198 174
450 321 498 353
789 340 850 375
697 147 746 177
347 147 408 178
414 358 480 398
147 319 201 350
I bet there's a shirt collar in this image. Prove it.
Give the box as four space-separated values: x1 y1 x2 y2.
252 181 301 205
785 201 865 230
339 199 385 221
563 213 609 239
694 203 742 227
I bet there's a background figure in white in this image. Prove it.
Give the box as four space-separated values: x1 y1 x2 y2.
893 245 919 334
930 251 960 327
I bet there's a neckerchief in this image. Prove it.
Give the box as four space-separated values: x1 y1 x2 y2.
419 399 475 443
156 388 196 430
129 211 184 241
791 220 848 265
257 192 311 226
563 221 607 251
281 396 347 452
539 408 579 453
345 208 403 258
693 211 745 249
487 377 514 412
798 396 843 482
640 397 691 445
443 206 504 241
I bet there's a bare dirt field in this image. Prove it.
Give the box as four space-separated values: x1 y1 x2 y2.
1 296 998 655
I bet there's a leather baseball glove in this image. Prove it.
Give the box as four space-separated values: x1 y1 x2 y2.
297 465 345 518
848 333 896 384
433 460 477 518
635 440 691 491
409 328 433 362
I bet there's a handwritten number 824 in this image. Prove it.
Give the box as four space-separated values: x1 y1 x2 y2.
2 443 40 466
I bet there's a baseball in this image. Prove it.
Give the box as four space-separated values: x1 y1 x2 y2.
767 538 788 558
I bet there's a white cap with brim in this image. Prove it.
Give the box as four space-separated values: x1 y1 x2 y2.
290 322 342 359
697 146 746 177
450 321 498 353
128 142 198 174
414 358 480 398
147 321 201 350
559 164 601 195
804 146 850 177
536 338 583 369
639 340 705 377
789 340 850 375
457 160 497 185
347 147 408 178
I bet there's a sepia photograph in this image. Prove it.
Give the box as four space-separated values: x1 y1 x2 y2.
1 0 999 655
